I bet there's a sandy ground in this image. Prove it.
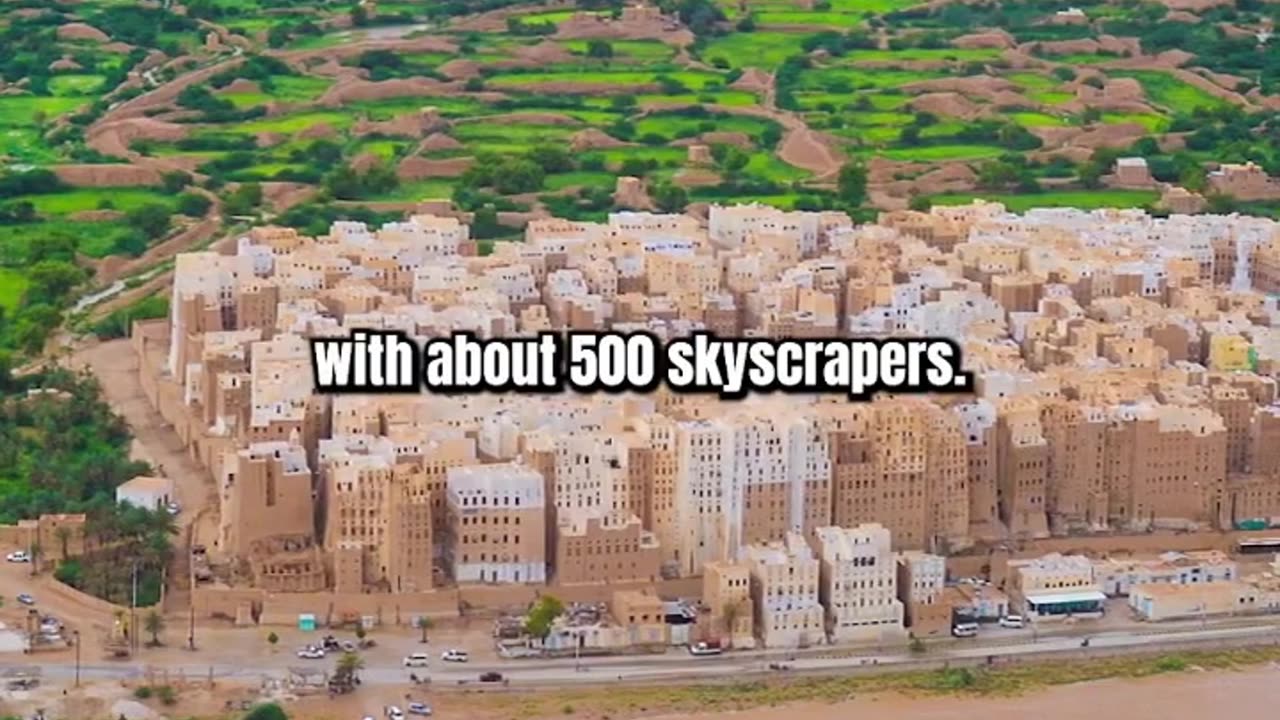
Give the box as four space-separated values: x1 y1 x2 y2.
638 665 1280 720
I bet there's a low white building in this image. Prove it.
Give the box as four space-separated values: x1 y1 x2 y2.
115 476 175 512
1094 551 1238 596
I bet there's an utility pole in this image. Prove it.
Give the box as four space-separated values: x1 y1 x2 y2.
188 603 196 651
74 630 81 688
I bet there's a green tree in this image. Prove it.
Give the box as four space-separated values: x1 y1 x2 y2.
836 160 868 207
161 171 192 194
176 193 213 217
332 651 365 691
243 703 289 720
267 631 279 647
492 158 545 194
527 146 574 174
144 609 165 646
524 595 565 640
711 144 749 177
55 526 72 561
908 194 932 212
126 203 173 241
651 182 688 213
586 40 613 59
27 260 87 306
224 183 264 216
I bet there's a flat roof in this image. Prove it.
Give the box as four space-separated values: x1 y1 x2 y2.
1025 590 1107 605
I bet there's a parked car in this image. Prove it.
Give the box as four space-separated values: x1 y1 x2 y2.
385 706 405 720
6 550 29 563
16 593 35 606
297 645 326 659
403 652 431 668
999 614 1024 629
688 641 723 656
479 671 504 683
952 622 978 638
321 635 341 651
166 502 181 516
407 702 432 716
441 649 469 663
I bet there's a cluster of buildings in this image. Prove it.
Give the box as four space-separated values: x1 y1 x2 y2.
147 201 1280 639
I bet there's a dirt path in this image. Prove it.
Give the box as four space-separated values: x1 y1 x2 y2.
641 70 845 180
64 339 219 566
90 189 224 287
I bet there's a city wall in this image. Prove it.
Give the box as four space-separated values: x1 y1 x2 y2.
193 577 702 627
132 320 236 472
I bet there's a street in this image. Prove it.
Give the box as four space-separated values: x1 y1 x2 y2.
18 618 1280 688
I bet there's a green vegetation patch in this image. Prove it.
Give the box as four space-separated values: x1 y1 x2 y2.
15 188 172 216
1110 70 1229 112
0 268 29 313
700 32 812 70
873 144 1008 161
931 189 1162 212
0 96 89 127
48 74 108 97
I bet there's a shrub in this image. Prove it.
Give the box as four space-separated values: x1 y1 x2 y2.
133 686 153 700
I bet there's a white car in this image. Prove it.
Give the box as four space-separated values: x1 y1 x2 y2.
440 649 469 663
407 702 432 716
385 706 405 720
999 614 1025 629
403 652 430 668
952 622 978 638
297 646 326 659
6 550 29 563
166 502 181 516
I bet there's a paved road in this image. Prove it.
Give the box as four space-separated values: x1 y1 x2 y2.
25 621 1280 688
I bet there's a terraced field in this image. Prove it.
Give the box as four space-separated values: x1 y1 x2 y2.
1 0 1280 354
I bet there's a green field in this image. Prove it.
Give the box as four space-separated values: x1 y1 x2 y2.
486 70 725 91
0 96 89 126
931 189 1162 212
874 144 1009 161
699 32 811 70
1110 70 1229 112
48 74 107 96
15 188 172 216
0 268 28 312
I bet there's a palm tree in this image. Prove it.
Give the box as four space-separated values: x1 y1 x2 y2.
55 526 72 561
28 542 40 577
144 609 165 647
333 651 365 691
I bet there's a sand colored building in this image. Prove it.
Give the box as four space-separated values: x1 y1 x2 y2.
896 551 949 635
702 560 755 648
554 510 660 586
146 205 1280 602
744 532 825 648
812 524 905 643
220 442 315 559
444 463 547 584
324 456 433 594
